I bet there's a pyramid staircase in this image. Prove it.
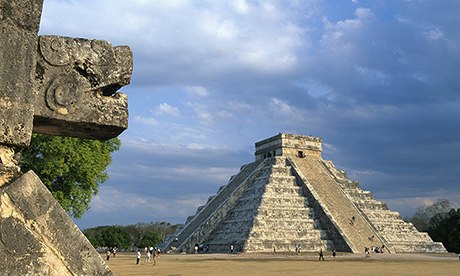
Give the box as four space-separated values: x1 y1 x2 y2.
289 156 387 252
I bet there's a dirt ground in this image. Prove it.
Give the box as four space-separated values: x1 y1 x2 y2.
105 252 459 276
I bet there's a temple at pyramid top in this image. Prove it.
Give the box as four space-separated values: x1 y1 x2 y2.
162 133 446 254
255 133 322 160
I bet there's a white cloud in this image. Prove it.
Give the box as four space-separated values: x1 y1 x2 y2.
232 0 251 14
423 28 444 41
186 86 210 97
40 0 307 82
88 186 212 224
270 98 296 114
133 115 158 126
188 102 215 124
155 103 181 117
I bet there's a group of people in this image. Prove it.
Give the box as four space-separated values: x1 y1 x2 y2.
105 247 117 261
136 246 161 265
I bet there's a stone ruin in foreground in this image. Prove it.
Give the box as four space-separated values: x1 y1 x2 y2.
1 0 132 274
163 133 446 254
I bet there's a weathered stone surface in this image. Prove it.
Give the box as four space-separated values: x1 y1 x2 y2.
33 35 132 140
0 145 21 187
1 0 133 274
0 171 113 275
1 1 132 147
0 0 43 147
163 133 446 254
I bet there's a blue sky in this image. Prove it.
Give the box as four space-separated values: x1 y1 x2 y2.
39 0 460 229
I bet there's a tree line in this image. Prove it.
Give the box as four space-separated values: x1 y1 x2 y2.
82 222 179 250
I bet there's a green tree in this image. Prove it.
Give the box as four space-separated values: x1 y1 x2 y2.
84 226 131 248
83 222 179 250
20 134 120 218
98 226 131 248
428 208 460 253
410 199 452 232
140 230 161 248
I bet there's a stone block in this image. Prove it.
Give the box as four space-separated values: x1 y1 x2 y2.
0 171 113 275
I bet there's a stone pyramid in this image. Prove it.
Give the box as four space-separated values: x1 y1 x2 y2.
163 133 446 253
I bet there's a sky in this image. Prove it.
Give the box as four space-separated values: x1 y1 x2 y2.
38 0 460 229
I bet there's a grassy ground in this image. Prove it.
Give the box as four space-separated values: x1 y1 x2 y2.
105 252 459 276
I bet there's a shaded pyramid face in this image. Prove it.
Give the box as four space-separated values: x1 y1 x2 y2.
163 134 446 254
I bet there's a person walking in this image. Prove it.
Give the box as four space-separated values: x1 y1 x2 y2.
319 248 325 261
136 250 141 265
152 250 157 266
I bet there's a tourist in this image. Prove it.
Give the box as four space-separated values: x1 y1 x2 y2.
332 248 336 259
146 250 151 262
319 248 325 261
152 250 157 266
106 250 110 261
136 250 141 265
295 244 302 254
349 216 356 226
112 247 117 257
194 245 199 254
157 247 161 258
364 247 370 258
230 244 234 254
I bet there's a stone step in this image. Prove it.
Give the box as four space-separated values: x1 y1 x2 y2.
256 208 314 218
262 186 304 196
266 176 297 186
249 229 325 239
252 220 319 229
244 240 334 252
390 242 447 253
377 231 432 241
265 182 302 189
260 197 309 206
270 166 292 175
354 201 388 210
225 210 258 221
373 224 418 232
362 210 402 220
